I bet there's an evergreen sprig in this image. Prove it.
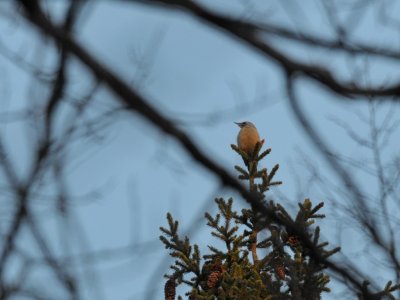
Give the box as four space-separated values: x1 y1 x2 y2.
160 213 201 286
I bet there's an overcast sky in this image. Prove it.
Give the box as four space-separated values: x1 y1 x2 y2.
0 1 399 299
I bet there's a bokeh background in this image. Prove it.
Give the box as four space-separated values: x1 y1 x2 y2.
0 1 399 299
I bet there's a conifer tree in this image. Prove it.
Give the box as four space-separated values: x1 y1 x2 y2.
159 140 395 299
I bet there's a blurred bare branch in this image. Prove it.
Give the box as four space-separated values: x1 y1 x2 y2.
136 0 400 98
0 0 398 299
15 0 398 298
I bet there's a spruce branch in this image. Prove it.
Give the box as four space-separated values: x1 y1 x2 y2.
160 213 202 286
359 280 400 300
257 148 271 161
267 164 280 182
234 165 248 177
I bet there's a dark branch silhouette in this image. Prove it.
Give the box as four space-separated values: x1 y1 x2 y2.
0 0 397 299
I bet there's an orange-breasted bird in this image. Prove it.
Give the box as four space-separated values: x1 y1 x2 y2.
235 121 260 156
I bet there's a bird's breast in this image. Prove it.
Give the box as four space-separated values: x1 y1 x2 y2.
237 127 260 155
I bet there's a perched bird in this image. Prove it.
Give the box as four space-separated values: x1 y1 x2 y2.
235 121 260 156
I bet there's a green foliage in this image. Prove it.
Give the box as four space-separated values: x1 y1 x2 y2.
160 140 399 299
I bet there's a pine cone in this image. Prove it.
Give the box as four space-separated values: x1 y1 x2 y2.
207 264 224 289
275 265 285 280
207 270 220 288
288 235 298 246
164 278 176 300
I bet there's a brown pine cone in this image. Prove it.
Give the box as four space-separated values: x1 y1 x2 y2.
207 264 224 289
275 265 286 280
288 235 298 246
164 278 176 300
207 270 221 289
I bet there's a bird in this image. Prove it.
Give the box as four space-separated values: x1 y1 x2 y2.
235 121 260 156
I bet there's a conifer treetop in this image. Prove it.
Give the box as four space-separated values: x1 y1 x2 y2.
161 141 399 299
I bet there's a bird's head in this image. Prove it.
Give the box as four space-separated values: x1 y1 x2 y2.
234 121 255 129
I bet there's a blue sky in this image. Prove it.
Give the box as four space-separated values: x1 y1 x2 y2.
0 1 399 299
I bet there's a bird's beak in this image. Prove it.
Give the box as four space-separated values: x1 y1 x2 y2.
234 122 241 127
